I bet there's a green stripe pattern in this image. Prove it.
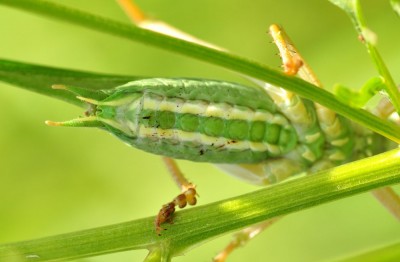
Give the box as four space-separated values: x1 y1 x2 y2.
97 78 298 163
51 78 389 183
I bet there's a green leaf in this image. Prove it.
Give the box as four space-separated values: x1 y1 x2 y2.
0 148 400 261
0 59 142 107
1 0 400 143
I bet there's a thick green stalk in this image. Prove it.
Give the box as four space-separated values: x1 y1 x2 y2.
1 148 400 261
1 0 400 143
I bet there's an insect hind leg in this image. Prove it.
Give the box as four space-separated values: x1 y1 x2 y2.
213 218 281 262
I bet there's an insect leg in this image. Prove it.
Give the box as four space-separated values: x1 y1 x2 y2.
213 218 280 262
116 0 222 50
115 1 201 235
366 92 400 220
372 95 397 120
214 25 314 261
115 0 146 24
270 24 355 167
154 157 197 235
272 24 400 220
218 25 329 185
285 20 400 220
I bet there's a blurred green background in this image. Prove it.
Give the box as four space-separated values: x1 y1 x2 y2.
0 1 399 261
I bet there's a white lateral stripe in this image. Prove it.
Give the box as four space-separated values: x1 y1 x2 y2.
143 95 161 110
205 103 231 118
137 125 279 153
180 100 208 114
142 96 286 124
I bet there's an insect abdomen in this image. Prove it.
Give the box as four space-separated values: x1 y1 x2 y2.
110 90 298 163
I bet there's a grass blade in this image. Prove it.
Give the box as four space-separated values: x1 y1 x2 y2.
0 59 141 107
1 0 400 143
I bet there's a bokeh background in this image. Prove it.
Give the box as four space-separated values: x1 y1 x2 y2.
0 1 399 261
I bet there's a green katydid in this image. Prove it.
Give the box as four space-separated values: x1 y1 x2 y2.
45 4 393 228
37 1 399 260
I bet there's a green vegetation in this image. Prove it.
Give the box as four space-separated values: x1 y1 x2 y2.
0 1 399 261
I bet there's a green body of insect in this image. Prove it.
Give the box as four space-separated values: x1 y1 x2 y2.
51 78 386 184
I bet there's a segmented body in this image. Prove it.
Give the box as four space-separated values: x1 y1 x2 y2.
97 78 297 163
57 78 385 184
